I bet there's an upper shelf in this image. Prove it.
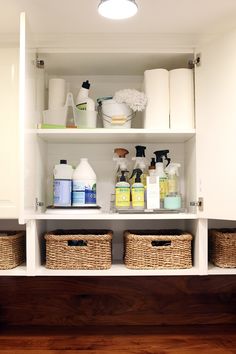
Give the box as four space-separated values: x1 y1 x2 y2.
37 128 196 144
38 52 194 76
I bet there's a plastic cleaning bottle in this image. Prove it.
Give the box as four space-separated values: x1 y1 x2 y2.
113 148 129 183
164 163 182 209
130 168 145 210
72 158 96 206
115 171 130 210
76 80 95 111
153 150 171 208
53 160 73 207
131 145 148 187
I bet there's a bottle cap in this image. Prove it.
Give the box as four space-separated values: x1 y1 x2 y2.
149 157 156 170
135 145 146 157
82 80 90 89
60 160 67 164
120 171 126 182
114 148 129 158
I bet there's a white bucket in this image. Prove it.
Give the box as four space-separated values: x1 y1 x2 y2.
100 99 133 129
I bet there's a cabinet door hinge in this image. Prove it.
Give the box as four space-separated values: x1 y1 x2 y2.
35 58 45 69
35 198 44 211
190 197 204 211
188 53 201 68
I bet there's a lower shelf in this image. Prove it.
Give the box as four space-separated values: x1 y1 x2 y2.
36 263 201 276
208 263 236 275
0 263 27 276
1 325 236 353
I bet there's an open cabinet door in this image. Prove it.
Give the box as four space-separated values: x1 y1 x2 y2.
195 28 236 220
19 12 37 223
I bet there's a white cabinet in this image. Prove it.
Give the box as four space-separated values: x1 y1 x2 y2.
8 12 236 275
0 48 19 218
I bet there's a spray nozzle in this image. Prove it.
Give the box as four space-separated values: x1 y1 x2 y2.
120 170 127 182
153 150 171 167
130 168 143 183
135 145 146 157
114 148 129 158
165 163 181 176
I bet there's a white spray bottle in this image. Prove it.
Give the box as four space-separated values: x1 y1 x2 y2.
164 163 181 209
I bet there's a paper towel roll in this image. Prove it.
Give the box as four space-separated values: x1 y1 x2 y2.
143 69 169 129
169 69 194 129
48 78 66 110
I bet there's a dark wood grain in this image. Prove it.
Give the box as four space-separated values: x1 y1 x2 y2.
0 325 236 353
0 276 236 327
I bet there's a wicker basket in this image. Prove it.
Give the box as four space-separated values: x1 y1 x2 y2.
45 229 113 270
0 231 26 270
209 229 236 268
124 230 193 269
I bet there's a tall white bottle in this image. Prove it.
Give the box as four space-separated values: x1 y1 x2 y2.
76 80 95 111
72 158 97 206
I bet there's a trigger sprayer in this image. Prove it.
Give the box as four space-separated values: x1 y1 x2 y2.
164 163 182 210
113 148 129 183
165 163 181 196
131 145 148 187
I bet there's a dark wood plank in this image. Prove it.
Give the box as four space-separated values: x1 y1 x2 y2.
0 276 236 326
0 325 236 354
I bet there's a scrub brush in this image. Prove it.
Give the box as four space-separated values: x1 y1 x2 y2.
114 89 147 112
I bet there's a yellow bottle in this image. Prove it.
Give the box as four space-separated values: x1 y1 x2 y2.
115 171 130 209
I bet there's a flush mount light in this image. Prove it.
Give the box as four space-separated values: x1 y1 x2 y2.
98 0 138 20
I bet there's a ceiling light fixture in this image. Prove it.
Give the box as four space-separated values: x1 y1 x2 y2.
98 0 138 20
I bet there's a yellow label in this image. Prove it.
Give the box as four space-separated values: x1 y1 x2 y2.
160 177 168 199
115 187 130 207
168 179 177 194
132 186 144 207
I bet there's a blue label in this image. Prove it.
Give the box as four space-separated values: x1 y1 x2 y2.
85 187 96 204
53 180 71 206
72 181 96 205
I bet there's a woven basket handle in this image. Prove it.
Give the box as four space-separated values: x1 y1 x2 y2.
151 240 172 248
67 240 88 247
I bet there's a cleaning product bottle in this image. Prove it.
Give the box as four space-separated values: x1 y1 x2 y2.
115 171 130 210
164 163 181 209
76 80 95 111
131 145 148 187
53 160 73 207
148 157 156 176
130 168 145 210
72 158 96 206
113 148 129 183
153 150 171 208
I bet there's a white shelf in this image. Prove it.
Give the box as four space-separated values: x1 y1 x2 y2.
37 128 196 144
36 264 200 276
208 263 236 275
24 212 197 220
0 264 27 276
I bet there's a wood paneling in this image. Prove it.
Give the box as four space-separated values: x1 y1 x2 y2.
0 276 236 327
0 325 236 353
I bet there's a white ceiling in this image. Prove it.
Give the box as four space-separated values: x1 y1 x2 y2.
0 0 236 35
